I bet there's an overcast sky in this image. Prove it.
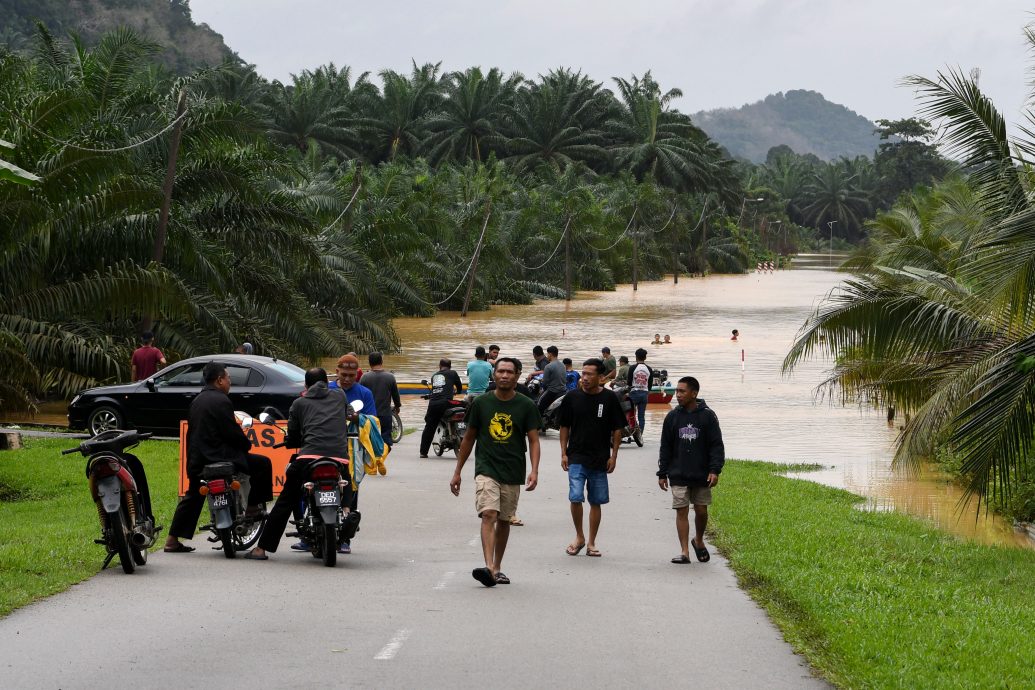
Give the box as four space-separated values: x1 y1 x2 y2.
190 0 1033 124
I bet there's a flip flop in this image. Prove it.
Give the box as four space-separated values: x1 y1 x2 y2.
495 572 510 584
586 547 602 557
472 567 497 587
243 551 268 560
671 554 691 564
566 542 586 556
509 517 524 526
163 543 195 553
691 538 711 562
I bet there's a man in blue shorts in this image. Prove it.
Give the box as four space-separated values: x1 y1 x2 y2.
558 358 625 557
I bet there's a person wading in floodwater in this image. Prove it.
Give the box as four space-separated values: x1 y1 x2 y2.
450 357 541 587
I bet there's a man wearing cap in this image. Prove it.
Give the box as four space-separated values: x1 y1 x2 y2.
600 347 618 384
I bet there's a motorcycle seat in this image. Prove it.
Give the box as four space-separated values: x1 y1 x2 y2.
202 462 236 479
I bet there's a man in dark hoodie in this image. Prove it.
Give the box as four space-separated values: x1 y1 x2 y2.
247 367 359 559
657 376 725 564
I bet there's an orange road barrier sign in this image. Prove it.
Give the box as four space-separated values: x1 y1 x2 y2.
178 421 293 497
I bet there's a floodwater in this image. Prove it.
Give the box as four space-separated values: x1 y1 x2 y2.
8 254 1030 548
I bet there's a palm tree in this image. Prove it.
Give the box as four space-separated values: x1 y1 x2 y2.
423 66 521 164
785 23 1035 506
362 61 444 163
503 69 610 174
800 163 872 239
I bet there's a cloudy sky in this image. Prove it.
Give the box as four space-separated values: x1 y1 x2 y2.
191 0 1033 123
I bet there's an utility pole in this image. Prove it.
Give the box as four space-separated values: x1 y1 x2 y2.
461 204 492 317
672 215 680 284
632 219 639 292
563 216 572 301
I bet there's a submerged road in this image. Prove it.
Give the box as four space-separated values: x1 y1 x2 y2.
0 431 825 689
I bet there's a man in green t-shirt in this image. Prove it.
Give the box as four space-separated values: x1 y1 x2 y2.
450 357 541 587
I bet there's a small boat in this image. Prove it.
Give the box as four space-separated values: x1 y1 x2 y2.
648 385 675 404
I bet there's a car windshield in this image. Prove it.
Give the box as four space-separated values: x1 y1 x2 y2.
266 360 306 384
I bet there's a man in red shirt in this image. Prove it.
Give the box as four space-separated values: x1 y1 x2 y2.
131 331 167 381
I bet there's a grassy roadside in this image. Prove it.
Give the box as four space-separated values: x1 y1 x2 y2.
0 437 181 617
710 461 1035 688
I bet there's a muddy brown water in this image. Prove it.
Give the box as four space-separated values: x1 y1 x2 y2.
8 255 1030 548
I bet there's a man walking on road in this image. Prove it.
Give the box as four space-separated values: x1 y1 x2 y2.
627 348 653 432
558 358 625 557
363 352 401 463
450 357 541 587
657 376 725 564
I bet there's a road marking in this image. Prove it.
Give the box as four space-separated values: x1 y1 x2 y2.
433 571 456 590
374 628 412 660
467 536 479 546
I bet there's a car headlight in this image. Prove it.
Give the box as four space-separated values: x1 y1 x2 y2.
70 395 82 407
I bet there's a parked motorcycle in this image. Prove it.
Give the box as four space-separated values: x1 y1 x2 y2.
197 413 267 558
62 429 158 574
541 391 566 433
261 403 361 567
420 380 467 457
610 382 644 447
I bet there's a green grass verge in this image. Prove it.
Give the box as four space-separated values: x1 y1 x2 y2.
0 437 181 617
711 460 1035 689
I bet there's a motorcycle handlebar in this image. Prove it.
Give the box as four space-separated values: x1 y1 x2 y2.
61 447 80 455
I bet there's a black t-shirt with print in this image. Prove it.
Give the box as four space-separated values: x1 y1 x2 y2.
558 388 626 471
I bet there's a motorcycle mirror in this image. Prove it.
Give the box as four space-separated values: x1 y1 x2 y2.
236 412 254 429
258 412 274 425
421 379 428 386
350 400 364 413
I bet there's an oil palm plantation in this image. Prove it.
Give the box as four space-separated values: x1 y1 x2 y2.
423 67 520 165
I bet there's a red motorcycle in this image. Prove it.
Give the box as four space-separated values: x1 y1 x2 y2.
610 382 644 447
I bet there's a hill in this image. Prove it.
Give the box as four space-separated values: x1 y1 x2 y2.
692 90 883 163
0 0 236 73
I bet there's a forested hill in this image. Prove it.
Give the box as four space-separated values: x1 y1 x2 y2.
692 90 883 163
0 0 236 73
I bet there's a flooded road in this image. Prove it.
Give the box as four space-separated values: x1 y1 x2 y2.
8 256 1030 548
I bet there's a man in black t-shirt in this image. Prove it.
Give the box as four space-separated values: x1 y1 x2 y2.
558 358 626 558
420 358 464 458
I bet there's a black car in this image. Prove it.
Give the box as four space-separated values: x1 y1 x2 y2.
68 355 306 436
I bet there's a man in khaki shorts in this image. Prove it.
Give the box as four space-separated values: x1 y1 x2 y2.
657 376 725 564
451 357 541 587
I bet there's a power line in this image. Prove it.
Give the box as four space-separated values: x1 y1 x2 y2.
414 206 493 307
1 104 188 154
583 206 638 252
319 183 362 235
513 216 571 271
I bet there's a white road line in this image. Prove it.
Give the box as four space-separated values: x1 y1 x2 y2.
433 571 456 590
374 628 412 660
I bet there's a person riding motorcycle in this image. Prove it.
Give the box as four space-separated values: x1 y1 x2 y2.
249 367 359 560
420 358 464 458
165 361 274 553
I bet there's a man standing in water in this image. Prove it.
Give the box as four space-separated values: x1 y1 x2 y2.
657 376 725 564
450 357 541 587
558 358 625 557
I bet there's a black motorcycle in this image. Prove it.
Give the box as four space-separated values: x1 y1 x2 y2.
261 405 361 567
197 414 267 558
420 380 467 457
62 429 158 574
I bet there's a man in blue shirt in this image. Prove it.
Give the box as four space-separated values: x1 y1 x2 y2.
327 353 375 554
466 345 493 401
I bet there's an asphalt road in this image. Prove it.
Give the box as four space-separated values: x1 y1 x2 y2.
0 429 826 689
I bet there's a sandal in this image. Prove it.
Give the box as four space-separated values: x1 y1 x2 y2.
691 538 711 562
244 551 268 560
509 516 524 526
586 547 602 557
163 543 195 553
472 567 497 587
495 572 511 584
671 554 691 564
566 541 586 556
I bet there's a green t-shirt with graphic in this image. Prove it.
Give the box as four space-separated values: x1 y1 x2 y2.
466 391 541 485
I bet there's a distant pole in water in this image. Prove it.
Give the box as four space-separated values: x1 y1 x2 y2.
741 349 745 372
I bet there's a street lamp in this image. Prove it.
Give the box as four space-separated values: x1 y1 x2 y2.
827 220 837 265
737 197 764 227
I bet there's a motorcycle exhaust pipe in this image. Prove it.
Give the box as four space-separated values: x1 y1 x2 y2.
130 531 149 547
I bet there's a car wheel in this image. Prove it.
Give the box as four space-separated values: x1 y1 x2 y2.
88 405 126 436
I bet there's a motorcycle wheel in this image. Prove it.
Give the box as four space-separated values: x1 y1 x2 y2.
433 424 446 456
217 527 236 559
234 509 265 551
322 524 337 567
391 411 403 444
633 428 644 447
108 509 135 574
